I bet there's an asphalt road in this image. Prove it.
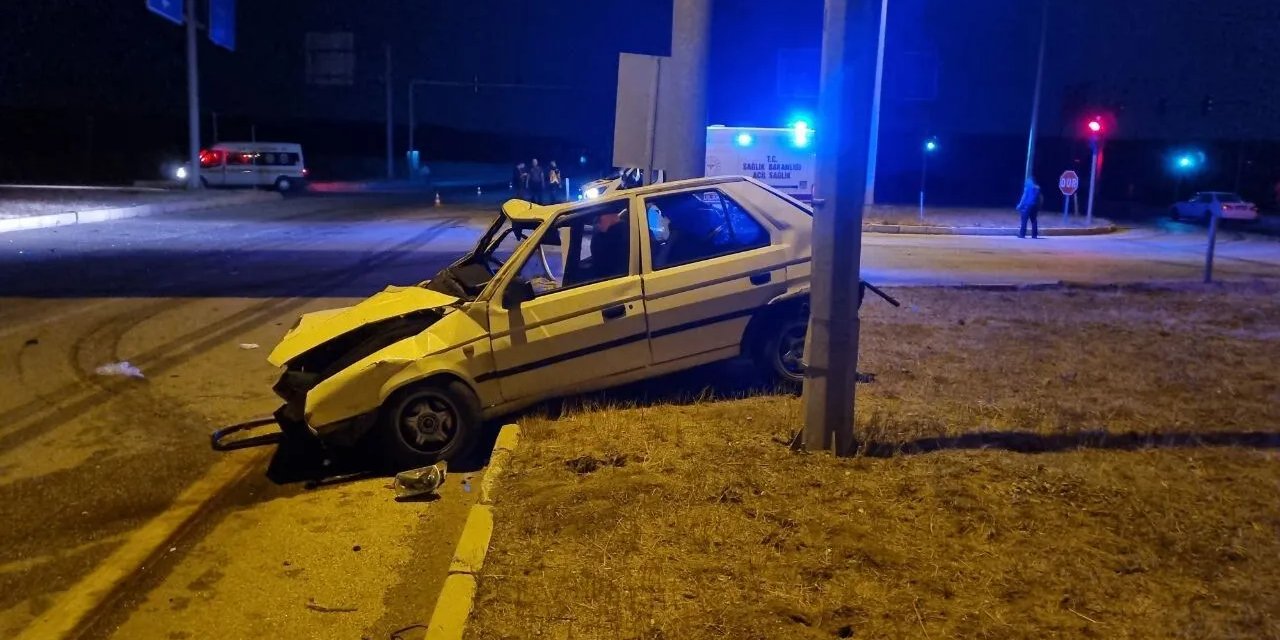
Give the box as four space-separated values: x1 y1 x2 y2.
0 194 1277 638
0 194 491 639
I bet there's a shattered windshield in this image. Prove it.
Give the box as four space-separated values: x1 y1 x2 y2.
425 213 542 300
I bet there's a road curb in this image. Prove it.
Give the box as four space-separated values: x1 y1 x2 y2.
0 190 282 234
426 424 521 640
863 222 1116 236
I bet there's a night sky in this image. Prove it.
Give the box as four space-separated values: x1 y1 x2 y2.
3 1 1280 156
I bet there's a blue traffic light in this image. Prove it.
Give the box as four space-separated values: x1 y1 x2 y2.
1172 150 1205 173
924 138 938 152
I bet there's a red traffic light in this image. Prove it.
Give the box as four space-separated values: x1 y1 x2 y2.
1087 118 1103 134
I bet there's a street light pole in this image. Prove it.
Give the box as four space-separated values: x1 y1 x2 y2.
801 0 882 456
384 45 394 180
1023 0 1049 180
862 0 890 206
185 0 202 190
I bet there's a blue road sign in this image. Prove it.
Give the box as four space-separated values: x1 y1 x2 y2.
209 0 236 51
146 0 184 25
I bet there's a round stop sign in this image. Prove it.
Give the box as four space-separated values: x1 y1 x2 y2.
1059 170 1080 196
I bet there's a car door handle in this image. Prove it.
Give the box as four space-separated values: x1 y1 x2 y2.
602 305 626 320
750 272 772 285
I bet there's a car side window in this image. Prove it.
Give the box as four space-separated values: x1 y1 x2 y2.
644 189 769 270
514 202 632 296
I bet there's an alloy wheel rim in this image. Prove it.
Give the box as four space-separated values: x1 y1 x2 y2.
398 393 458 454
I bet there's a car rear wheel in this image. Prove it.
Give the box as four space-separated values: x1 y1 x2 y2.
373 379 479 470
275 176 294 192
757 314 808 389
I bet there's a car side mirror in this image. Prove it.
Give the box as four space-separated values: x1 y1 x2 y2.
503 278 536 308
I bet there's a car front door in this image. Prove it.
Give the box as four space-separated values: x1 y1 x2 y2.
639 186 790 365
486 198 650 402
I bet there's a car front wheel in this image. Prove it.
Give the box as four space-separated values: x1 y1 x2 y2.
275 176 294 192
373 379 479 470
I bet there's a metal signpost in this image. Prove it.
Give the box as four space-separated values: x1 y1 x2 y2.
1058 170 1079 221
149 0 236 190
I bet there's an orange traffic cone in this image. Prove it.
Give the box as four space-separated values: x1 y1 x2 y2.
434 192 442 207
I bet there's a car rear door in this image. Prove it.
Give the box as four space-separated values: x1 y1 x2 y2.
638 185 790 365
485 198 650 402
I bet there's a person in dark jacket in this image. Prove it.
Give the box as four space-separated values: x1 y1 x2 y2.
514 162 528 200
1016 178 1042 239
529 159 546 204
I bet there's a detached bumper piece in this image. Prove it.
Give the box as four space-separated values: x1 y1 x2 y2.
211 417 283 451
210 404 320 451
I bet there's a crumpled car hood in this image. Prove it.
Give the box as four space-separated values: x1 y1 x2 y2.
268 285 459 367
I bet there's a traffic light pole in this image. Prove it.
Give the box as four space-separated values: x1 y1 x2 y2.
185 0 202 190
1086 139 1100 226
919 147 928 222
801 0 882 456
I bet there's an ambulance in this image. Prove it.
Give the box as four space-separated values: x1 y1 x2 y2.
704 124 816 202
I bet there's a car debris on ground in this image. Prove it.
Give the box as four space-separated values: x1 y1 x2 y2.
94 361 145 379
393 462 447 499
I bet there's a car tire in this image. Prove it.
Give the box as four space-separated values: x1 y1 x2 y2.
275 176 294 193
756 313 809 389
372 379 479 471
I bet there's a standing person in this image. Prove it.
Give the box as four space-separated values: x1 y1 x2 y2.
514 162 529 200
1016 177 1042 239
547 161 563 204
529 158 545 204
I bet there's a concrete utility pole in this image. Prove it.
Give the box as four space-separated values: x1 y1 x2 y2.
863 0 889 206
385 44 394 180
1023 0 1049 181
652 0 711 181
801 0 883 456
185 0 202 190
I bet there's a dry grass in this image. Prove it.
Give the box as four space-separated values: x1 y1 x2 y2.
468 284 1280 640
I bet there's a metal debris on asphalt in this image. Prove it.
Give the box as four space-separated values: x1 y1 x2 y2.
239 343 260 350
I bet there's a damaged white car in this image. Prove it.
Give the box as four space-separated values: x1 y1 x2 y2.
217 176 835 469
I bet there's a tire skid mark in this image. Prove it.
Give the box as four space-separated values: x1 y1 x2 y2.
0 219 459 453
0 210 444 434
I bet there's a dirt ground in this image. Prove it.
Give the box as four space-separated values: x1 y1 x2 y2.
468 284 1280 640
